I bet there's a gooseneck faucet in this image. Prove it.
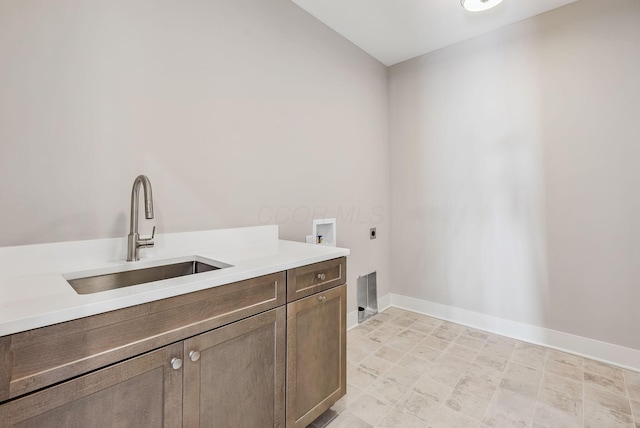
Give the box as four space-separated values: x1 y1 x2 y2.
126 175 156 261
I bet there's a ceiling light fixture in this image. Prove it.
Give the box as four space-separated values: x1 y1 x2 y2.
461 0 504 12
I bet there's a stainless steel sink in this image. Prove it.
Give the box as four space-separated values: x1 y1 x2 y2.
67 258 228 295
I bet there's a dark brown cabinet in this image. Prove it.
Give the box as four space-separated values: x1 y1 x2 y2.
0 343 184 427
0 257 346 427
0 308 286 428
183 307 286 428
286 284 347 428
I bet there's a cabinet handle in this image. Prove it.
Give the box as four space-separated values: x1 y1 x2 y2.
317 273 326 281
318 295 326 302
189 350 201 362
170 357 183 370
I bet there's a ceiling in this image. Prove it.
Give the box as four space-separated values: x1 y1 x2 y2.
291 0 580 66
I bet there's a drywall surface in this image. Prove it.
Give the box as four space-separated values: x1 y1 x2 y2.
389 0 640 349
0 0 390 311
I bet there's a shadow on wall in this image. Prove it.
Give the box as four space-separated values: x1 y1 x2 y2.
390 24 551 330
451 135 549 327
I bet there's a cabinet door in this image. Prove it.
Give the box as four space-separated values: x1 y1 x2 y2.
0 342 183 428
183 307 286 428
286 284 347 428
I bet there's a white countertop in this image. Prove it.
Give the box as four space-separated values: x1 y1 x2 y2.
0 225 350 337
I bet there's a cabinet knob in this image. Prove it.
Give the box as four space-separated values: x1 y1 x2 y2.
317 273 326 281
170 357 183 370
189 350 201 362
318 295 326 302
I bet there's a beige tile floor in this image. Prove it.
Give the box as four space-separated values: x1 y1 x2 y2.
313 308 640 428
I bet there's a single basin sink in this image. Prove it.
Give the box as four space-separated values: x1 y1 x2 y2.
66 257 230 295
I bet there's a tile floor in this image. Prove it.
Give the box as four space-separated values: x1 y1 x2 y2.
311 307 640 428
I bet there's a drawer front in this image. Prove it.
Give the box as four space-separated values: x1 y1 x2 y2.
286 257 346 302
0 271 286 402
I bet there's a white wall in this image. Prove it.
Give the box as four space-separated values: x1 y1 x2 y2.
3 0 639 354
389 0 640 350
0 0 390 312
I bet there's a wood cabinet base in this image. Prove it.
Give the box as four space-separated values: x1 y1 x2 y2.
0 258 347 428
286 284 347 428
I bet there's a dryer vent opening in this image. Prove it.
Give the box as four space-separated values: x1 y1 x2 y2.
357 272 378 323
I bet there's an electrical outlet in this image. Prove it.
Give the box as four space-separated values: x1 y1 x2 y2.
370 228 377 240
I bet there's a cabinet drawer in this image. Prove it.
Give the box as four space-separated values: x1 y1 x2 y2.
0 271 286 402
286 257 346 302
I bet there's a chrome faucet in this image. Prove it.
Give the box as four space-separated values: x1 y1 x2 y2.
126 175 156 261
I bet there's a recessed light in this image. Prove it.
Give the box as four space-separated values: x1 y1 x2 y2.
461 0 504 12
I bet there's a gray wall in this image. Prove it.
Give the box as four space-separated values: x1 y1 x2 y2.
389 0 640 349
0 0 390 312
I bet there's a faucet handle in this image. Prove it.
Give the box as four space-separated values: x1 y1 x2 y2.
143 226 155 240
138 226 155 246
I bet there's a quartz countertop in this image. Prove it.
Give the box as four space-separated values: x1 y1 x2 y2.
0 225 350 337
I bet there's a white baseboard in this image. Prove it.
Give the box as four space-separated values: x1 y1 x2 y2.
347 310 358 330
349 293 640 372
